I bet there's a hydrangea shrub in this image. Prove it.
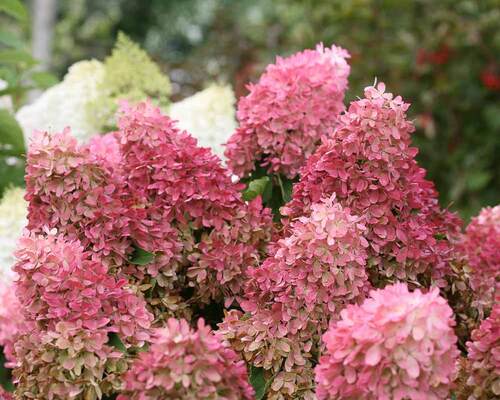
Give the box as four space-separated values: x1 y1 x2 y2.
0 42 498 400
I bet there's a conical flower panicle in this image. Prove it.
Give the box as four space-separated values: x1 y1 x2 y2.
315 283 459 400
118 102 273 312
117 318 254 400
283 83 462 283
225 44 350 179
25 129 132 269
12 232 153 399
219 196 370 399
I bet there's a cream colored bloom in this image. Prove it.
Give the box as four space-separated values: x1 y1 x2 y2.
16 60 105 145
170 84 237 157
0 187 27 283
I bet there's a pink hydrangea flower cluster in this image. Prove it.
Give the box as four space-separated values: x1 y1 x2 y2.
315 283 459 399
118 102 273 309
12 231 153 399
0 282 23 367
464 299 500 399
25 129 131 269
225 44 350 179
460 205 500 312
117 318 254 400
283 83 462 283
219 196 370 399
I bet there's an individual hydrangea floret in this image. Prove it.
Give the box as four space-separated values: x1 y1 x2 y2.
463 299 500 399
117 318 254 400
118 101 272 317
219 196 370 399
283 82 462 283
225 43 350 179
460 205 500 312
12 231 153 399
0 186 27 284
315 283 459 400
169 84 237 157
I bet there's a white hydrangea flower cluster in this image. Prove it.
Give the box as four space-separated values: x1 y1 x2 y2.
170 84 237 157
0 187 27 283
16 60 105 145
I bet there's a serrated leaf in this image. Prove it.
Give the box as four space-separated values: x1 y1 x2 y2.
0 109 25 156
0 49 37 67
0 0 27 21
30 71 58 88
129 246 155 265
107 333 127 353
243 176 270 201
249 366 268 400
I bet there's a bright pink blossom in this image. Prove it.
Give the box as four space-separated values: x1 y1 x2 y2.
465 299 500 399
118 318 254 400
219 196 370 399
283 83 462 283
460 205 500 312
315 283 459 399
225 44 350 179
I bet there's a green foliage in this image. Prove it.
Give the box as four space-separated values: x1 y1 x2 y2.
129 245 155 266
242 176 270 201
108 333 127 353
0 109 24 155
249 366 271 400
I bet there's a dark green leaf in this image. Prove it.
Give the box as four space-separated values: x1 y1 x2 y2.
0 30 25 49
0 109 25 155
129 246 155 265
0 0 27 21
249 366 268 400
0 49 38 67
107 333 127 353
242 176 270 201
282 178 294 203
29 71 58 88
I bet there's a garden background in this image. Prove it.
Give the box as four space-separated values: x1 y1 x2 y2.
1 0 499 219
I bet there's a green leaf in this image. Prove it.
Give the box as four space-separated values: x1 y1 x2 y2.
0 0 27 21
29 71 58 88
243 176 270 201
107 333 127 353
0 109 25 156
129 245 155 265
0 30 25 49
0 49 38 67
249 366 269 400
282 178 294 203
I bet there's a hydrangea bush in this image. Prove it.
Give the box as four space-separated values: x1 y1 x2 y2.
0 42 498 400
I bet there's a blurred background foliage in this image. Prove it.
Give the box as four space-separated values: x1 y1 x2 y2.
1 0 499 220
